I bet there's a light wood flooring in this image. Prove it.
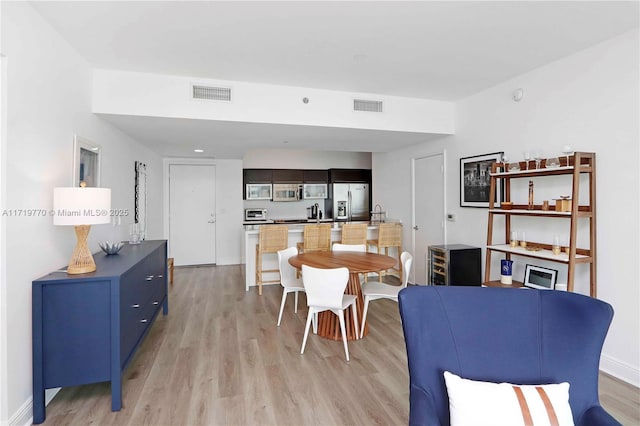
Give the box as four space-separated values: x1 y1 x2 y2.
41 265 639 425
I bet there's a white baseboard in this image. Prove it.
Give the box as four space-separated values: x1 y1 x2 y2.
8 388 59 426
7 396 31 426
600 354 640 388
215 256 241 266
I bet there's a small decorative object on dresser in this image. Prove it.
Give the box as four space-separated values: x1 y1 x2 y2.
98 241 124 255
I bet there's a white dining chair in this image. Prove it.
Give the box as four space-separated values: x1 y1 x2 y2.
360 251 413 337
276 247 306 327
301 264 359 361
332 243 366 252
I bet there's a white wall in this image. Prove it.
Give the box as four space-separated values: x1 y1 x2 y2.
93 70 454 135
162 158 243 266
0 3 164 423
373 29 640 386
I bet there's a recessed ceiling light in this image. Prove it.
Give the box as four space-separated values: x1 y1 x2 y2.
194 149 204 153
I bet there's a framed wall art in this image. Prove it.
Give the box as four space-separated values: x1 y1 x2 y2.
73 135 101 187
460 152 503 208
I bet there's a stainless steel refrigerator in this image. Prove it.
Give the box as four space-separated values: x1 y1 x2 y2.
333 183 370 221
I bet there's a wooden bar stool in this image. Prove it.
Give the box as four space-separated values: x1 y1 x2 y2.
296 224 332 254
339 223 368 245
367 222 403 281
255 225 289 295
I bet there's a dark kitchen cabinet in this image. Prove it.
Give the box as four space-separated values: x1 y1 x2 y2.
243 169 272 184
272 169 304 183
329 168 372 183
303 169 329 183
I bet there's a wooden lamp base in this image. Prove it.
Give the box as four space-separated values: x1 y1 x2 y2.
67 225 96 274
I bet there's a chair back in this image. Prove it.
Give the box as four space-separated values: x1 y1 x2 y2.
333 243 366 252
258 225 289 254
302 265 349 309
340 223 368 245
377 223 402 248
400 252 413 288
398 286 614 426
302 224 332 252
277 247 299 288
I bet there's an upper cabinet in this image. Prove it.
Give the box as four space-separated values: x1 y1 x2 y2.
329 168 372 183
243 169 272 183
272 169 304 183
303 169 329 183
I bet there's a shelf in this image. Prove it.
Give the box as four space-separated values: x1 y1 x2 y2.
483 280 525 289
490 208 572 217
485 152 596 296
486 244 590 263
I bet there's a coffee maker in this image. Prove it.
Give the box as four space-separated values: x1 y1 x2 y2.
308 203 319 219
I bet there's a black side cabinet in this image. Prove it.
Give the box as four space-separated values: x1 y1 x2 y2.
428 244 481 286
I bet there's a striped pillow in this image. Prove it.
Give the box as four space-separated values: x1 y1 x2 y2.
444 371 574 426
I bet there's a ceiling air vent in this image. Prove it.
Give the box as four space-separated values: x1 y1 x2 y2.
192 85 232 101
353 99 383 112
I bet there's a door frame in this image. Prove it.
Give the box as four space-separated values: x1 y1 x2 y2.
163 158 217 260
410 150 447 284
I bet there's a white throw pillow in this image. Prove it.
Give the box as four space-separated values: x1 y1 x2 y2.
444 371 574 426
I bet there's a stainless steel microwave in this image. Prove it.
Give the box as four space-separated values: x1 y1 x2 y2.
272 184 303 202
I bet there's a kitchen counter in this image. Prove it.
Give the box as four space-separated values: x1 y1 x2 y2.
244 223 383 291
243 219 377 229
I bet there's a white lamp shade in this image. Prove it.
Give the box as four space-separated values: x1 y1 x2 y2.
53 187 111 226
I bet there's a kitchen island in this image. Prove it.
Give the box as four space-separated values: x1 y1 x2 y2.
244 222 385 291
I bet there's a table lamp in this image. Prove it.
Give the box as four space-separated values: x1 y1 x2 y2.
53 186 111 274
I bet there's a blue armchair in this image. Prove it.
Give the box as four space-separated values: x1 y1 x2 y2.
398 286 620 426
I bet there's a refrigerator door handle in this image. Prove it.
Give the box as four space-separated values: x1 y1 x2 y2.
348 190 352 221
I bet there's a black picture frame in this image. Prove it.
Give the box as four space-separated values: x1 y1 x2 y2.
460 152 503 208
523 264 558 290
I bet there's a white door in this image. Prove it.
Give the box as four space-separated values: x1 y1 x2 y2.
169 164 216 266
412 154 445 284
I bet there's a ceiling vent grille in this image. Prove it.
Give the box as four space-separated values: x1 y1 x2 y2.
353 99 383 112
192 85 232 101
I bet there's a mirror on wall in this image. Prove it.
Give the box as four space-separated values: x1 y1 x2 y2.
134 161 147 240
73 135 101 187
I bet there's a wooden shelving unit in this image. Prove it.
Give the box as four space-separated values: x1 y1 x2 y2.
484 152 597 296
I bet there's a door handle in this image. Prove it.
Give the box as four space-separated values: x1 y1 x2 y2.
413 225 420 230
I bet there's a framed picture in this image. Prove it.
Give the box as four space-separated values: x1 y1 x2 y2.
460 152 503 207
73 135 101 187
523 264 558 290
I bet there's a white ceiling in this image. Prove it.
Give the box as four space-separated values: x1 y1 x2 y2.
30 1 639 158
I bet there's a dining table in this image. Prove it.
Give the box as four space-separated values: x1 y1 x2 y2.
288 250 396 341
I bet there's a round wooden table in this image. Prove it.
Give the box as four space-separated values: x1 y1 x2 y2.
289 251 396 341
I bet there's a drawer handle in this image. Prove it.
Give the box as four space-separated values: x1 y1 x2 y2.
140 319 148 323
153 301 159 305
146 276 153 281
131 304 140 308
158 274 163 278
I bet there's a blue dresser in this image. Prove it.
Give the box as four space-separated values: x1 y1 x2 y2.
32 240 168 424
